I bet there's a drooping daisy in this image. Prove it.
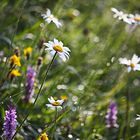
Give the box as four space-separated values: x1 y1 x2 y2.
42 9 62 28
119 54 140 72
136 114 140 120
128 14 140 25
111 8 127 20
46 96 64 110
44 38 71 61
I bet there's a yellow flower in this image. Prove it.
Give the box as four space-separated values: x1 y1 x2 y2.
10 55 21 66
9 69 21 78
60 95 68 101
37 133 49 140
24 47 32 56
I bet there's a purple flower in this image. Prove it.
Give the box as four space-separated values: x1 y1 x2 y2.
24 66 36 102
105 101 119 128
3 105 17 140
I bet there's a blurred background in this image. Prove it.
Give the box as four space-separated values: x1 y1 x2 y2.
0 0 140 139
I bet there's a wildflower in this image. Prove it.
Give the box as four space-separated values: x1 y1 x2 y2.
105 101 119 128
60 95 68 101
9 69 21 80
24 66 36 102
10 55 21 67
44 38 71 61
3 105 17 140
128 14 140 25
24 47 32 60
119 54 140 72
42 9 62 28
136 114 140 120
111 8 127 20
46 96 64 110
37 133 49 140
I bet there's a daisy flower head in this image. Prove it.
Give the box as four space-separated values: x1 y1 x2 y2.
119 54 140 72
46 96 64 110
42 9 62 28
111 8 127 20
128 14 140 25
44 38 71 62
136 114 140 120
111 8 132 24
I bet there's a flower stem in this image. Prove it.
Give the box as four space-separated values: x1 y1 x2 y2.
11 52 57 140
123 89 130 140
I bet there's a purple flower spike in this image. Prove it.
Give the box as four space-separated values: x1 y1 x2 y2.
24 66 36 102
105 101 119 128
3 105 17 140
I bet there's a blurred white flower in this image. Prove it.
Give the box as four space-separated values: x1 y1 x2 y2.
111 8 127 20
46 96 64 110
136 114 140 120
41 9 62 28
119 54 140 72
127 14 140 25
44 38 71 61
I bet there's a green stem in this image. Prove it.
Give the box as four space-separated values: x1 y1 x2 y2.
123 89 130 140
11 52 57 140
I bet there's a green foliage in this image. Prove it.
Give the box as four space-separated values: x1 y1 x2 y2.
0 0 140 139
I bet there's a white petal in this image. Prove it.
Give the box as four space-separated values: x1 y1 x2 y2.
46 104 56 110
132 54 140 64
57 99 64 105
63 47 71 52
58 53 67 61
47 9 51 16
127 67 131 72
134 64 140 71
119 58 129 65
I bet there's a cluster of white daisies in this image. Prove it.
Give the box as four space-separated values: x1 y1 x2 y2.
111 7 140 25
41 9 71 110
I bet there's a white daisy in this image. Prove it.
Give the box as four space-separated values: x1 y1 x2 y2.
128 14 140 25
46 96 64 110
44 38 71 61
119 54 140 72
111 8 127 20
41 9 62 28
136 114 140 120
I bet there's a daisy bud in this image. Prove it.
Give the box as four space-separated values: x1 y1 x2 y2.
14 47 20 57
37 57 43 67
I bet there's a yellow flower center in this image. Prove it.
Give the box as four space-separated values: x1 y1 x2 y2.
130 63 135 68
52 101 61 106
53 45 63 52
134 17 140 21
